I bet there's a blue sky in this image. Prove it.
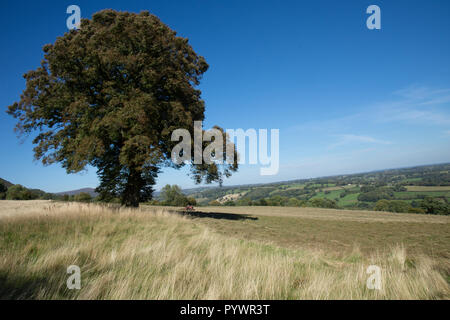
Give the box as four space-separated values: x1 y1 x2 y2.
1 0 450 192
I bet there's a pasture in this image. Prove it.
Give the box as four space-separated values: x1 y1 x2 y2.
0 201 449 299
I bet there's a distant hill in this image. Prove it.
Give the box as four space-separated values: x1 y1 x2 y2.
56 188 98 197
0 178 13 188
0 177 97 197
185 162 450 213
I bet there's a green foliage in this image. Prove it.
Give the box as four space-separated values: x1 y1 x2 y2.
7 10 237 207
234 198 252 206
190 164 450 215
308 198 338 209
0 182 7 194
258 198 268 206
208 200 221 206
73 193 92 202
374 200 414 213
393 185 407 192
160 185 196 207
244 187 276 200
270 188 310 198
2 183 56 201
265 196 287 206
418 197 449 215
0 182 7 200
287 198 301 207
407 207 426 214
210 196 336 209
6 185 39 200
373 198 449 215
358 189 393 202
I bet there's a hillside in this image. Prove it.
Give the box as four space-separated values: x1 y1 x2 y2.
0 178 13 188
55 188 98 197
0 178 54 200
186 163 450 214
0 179 98 198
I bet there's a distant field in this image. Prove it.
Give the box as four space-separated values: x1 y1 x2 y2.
322 184 355 192
338 193 359 206
404 178 423 183
311 190 359 206
406 186 450 192
311 190 342 200
394 191 450 199
1 201 449 299
187 163 450 211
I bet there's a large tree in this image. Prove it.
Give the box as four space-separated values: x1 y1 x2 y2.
7 10 237 207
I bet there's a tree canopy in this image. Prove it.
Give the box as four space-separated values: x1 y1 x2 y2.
7 10 237 207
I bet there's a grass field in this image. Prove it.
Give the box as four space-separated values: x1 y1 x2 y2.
394 191 450 199
406 186 450 192
322 185 355 192
311 190 342 200
0 201 449 299
186 206 450 259
339 194 360 206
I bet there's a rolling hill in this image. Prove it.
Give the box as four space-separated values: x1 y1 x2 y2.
0 178 13 188
55 188 98 197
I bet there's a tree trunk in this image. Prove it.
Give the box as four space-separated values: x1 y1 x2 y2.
121 169 141 207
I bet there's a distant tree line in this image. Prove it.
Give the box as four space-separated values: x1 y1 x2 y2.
373 197 449 215
61 193 93 202
0 181 95 203
204 195 449 215
208 196 338 209
145 185 196 207
0 183 55 201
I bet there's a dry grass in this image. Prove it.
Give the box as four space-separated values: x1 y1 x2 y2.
0 201 449 299
0 200 54 219
183 206 450 260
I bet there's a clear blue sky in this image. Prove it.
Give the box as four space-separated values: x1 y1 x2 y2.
1 0 450 192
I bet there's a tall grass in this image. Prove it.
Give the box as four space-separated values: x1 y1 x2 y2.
0 201 448 299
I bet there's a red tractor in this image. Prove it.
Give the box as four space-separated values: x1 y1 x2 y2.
185 205 195 212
